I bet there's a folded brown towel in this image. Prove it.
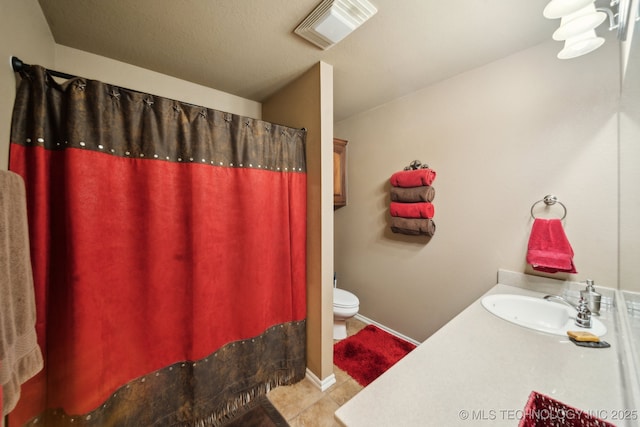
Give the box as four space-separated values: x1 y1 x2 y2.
390 186 435 203
390 217 436 236
1 171 44 416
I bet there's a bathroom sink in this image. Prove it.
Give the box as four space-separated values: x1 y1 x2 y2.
481 294 607 337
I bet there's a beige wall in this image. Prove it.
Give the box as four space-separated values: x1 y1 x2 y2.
334 39 620 342
0 0 56 170
263 62 335 383
53 45 261 119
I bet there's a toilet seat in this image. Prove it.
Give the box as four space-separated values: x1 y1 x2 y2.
334 288 359 309
333 288 359 340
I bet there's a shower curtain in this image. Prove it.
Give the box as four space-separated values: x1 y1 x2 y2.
7 65 307 426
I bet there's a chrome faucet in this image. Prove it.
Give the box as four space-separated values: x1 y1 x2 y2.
543 295 592 328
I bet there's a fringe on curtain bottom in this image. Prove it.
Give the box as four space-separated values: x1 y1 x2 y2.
24 320 306 427
190 371 298 427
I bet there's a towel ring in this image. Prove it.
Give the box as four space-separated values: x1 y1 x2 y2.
530 195 567 220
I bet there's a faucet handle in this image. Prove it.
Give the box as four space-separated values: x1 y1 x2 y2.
575 297 592 328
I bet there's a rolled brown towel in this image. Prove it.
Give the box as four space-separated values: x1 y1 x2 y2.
390 186 435 203
390 217 436 236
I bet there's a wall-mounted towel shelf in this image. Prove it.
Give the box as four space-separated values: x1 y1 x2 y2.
530 194 567 220
389 160 437 238
403 159 429 170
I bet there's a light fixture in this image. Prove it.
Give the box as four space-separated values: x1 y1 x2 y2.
552 4 606 40
543 0 595 19
294 0 378 50
543 0 635 59
558 30 605 58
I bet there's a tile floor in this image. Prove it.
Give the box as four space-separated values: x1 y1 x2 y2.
267 318 367 427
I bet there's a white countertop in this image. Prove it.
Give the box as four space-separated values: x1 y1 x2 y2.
335 276 636 426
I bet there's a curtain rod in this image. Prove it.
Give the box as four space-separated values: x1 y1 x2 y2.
11 56 77 80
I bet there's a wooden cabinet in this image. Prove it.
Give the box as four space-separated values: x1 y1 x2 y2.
333 138 347 208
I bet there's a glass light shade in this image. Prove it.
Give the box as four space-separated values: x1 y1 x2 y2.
552 6 606 40
557 30 605 59
543 0 595 19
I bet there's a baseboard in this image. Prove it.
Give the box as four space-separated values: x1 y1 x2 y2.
305 368 336 391
354 313 421 346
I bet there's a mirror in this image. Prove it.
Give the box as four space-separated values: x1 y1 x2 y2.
619 12 640 410
620 20 640 292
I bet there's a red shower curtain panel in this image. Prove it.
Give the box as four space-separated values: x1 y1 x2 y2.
8 66 307 426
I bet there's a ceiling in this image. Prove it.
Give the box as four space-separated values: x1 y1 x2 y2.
37 0 558 121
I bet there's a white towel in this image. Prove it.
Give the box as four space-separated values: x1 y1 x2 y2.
0 170 43 418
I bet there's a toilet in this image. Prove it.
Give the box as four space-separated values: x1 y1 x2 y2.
333 288 360 340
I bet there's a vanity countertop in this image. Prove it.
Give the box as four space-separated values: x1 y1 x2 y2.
335 281 637 426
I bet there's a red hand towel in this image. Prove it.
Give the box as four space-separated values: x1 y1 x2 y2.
389 202 435 219
526 219 577 273
390 169 436 187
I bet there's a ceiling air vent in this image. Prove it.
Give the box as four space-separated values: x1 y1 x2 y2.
294 0 378 50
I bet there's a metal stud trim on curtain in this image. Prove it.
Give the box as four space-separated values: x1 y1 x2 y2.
16 116 306 173
22 321 306 426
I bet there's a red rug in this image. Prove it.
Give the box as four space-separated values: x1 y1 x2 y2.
333 324 417 386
